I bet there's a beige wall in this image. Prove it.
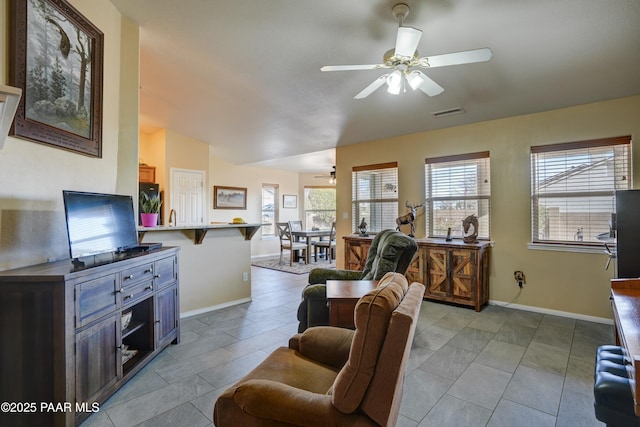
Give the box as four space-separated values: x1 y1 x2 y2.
335 95 640 320
0 0 129 270
209 153 300 258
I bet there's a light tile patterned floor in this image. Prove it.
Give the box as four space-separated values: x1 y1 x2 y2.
80 266 611 427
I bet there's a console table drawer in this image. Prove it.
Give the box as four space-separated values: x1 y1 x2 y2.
120 263 154 288
76 274 118 328
121 280 154 308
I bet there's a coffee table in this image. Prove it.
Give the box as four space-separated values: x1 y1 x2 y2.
326 280 378 329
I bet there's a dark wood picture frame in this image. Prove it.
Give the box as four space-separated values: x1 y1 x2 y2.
214 186 247 210
9 0 104 157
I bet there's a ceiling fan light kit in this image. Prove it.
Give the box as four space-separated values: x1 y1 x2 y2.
321 3 493 99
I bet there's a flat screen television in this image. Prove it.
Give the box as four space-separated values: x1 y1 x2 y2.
63 190 139 260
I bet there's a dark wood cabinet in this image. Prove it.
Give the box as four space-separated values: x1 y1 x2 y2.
0 247 180 427
343 235 491 311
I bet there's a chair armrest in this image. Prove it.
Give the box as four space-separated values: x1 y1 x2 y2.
309 268 362 285
294 326 354 369
234 379 350 425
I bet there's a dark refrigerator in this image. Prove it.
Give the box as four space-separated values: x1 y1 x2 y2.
139 182 161 225
615 190 640 278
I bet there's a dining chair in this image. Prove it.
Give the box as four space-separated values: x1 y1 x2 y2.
277 222 307 266
313 221 336 263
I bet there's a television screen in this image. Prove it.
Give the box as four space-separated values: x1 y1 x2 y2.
63 191 139 259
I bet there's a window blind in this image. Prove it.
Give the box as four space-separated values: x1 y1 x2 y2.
425 152 491 239
352 162 398 233
531 136 631 245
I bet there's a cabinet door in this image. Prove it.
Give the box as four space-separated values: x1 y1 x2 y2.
426 249 448 297
76 314 120 403
156 284 178 348
405 248 425 285
450 249 476 300
345 240 370 271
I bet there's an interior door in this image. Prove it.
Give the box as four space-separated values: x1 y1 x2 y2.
170 169 205 225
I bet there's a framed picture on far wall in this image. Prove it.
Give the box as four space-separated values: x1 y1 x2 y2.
9 0 104 157
214 186 247 209
283 194 297 209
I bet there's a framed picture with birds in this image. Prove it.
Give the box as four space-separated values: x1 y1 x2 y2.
9 0 104 157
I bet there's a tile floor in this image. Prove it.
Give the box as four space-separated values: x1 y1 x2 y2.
80 266 612 427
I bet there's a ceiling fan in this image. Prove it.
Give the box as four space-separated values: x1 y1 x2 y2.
315 166 337 184
321 3 492 99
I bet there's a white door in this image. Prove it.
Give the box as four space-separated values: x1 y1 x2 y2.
170 169 205 225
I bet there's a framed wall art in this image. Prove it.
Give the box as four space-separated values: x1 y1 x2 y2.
283 194 297 209
9 0 104 157
214 186 247 209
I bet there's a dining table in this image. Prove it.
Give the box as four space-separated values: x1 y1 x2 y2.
291 229 332 264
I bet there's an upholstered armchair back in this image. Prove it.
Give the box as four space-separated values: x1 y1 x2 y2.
360 229 418 280
331 273 425 425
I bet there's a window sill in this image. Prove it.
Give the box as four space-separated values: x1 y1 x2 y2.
527 242 608 254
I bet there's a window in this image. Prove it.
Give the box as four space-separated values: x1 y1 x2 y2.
261 184 278 237
425 152 491 239
531 136 630 245
303 187 336 229
352 162 398 233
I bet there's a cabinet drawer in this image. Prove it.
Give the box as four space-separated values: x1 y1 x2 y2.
120 263 154 288
121 280 155 308
154 256 176 289
76 275 118 328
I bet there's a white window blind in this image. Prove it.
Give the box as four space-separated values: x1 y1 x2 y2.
425 152 491 239
531 136 631 245
352 162 398 233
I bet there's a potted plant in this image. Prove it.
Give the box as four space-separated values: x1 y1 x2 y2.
139 191 162 227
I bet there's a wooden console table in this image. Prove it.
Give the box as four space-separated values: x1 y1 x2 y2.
326 280 378 329
0 247 180 426
610 278 640 416
343 235 492 311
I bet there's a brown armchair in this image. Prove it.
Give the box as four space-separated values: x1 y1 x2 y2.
213 272 425 427
297 229 418 332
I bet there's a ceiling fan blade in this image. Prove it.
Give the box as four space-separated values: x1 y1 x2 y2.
354 75 388 99
321 64 382 72
395 26 422 58
424 48 493 68
412 71 444 96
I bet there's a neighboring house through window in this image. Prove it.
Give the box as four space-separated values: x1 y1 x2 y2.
531 136 631 245
425 152 491 239
303 187 336 229
352 162 398 233
261 184 278 238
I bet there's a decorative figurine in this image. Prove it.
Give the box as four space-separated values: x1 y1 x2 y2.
358 217 368 236
396 201 423 238
462 214 479 243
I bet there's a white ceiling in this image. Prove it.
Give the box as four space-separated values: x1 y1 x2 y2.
110 0 640 174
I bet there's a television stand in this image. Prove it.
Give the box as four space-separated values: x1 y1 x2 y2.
0 247 180 427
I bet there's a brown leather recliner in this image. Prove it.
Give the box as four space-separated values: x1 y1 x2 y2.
213 272 425 427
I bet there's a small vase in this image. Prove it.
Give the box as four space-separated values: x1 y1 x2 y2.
140 213 159 227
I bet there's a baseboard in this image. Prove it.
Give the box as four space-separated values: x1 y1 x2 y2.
180 297 252 319
251 253 280 261
488 299 613 325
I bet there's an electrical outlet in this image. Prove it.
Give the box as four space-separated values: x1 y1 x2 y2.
514 271 525 288
242 272 248 282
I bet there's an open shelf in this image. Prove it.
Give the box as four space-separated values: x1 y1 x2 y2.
122 321 144 339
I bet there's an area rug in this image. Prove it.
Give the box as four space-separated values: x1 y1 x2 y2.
252 257 336 275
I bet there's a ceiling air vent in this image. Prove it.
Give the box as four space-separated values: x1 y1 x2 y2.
431 107 464 118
